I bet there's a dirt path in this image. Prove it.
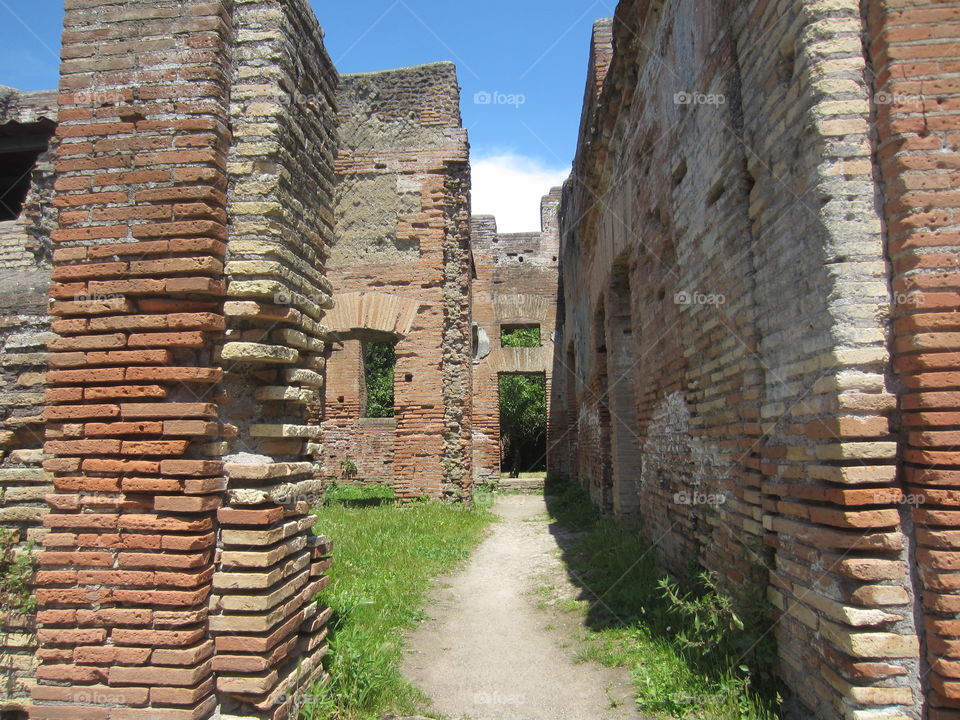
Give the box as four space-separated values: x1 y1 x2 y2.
402 494 643 720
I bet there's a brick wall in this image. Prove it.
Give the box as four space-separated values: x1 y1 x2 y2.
550 1 953 717
867 2 960 716
34 1 235 715
25 0 336 717
470 189 561 484
0 88 56 717
323 64 473 500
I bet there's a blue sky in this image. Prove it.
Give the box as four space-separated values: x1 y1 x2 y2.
0 0 615 230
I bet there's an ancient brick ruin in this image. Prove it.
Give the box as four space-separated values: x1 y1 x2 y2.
470 189 561 485
550 2 960 719
321 63 472 500
1 0 960 718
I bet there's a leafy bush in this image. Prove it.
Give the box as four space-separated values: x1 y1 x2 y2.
498 372 546 476
339 459 358 481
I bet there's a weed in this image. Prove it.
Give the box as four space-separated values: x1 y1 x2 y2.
0 530 36 616
339 460 358 482
544 480 781 720
559 597 585 613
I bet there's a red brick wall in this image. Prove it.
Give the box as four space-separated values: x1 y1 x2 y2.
552 1 935 717
34 1 232 716
868 1 960 715
324 64 473 501
29 0 338 717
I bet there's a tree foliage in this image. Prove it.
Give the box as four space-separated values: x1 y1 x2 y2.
501 325 540 348
498 371 546 477
364 341 396 418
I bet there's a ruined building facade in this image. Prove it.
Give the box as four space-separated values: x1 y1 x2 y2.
3 0 960 719
470 189 561 485
321 64 473 501
0 0 475 716
550 2 960 719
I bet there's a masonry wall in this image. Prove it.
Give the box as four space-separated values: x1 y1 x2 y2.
552 2 950 718
867 2 960 716
0 88 56 717
322 64 473 500
21 0 337 717
214 0 336 713
470 189 560 484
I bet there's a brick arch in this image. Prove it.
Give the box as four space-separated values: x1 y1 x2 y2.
325 292 419 338
493 293 552 325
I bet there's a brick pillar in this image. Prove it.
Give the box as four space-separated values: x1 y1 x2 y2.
868 1 960 715
31 0 231 716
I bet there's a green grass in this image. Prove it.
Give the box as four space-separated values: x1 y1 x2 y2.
304 483 495 719
545 480 781 720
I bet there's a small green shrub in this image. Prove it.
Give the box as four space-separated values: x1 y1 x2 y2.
340 459 358 481
0 530 36 616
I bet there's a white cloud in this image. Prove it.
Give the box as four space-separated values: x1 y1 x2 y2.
471 152 569 233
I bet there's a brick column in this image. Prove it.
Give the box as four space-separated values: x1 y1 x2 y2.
868 1 960 716
31 0 232 716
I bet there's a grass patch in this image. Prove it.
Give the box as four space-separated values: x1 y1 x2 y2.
545 480 781 720
304 483 495 719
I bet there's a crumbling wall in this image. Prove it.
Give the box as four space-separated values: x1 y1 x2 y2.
214 0 337 713
323 64 473 500
0 88 56 717
552 2 940 717
26 0 337 717
470 189 561 484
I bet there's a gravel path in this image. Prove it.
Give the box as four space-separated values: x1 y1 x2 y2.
402 493 643 720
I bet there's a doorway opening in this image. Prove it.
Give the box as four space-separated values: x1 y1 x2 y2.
498 371 547 478
607 259 641 521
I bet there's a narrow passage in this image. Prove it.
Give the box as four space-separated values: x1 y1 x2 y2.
402 493 643 720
